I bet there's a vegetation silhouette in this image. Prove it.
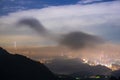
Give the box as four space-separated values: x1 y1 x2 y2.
0 47 57 80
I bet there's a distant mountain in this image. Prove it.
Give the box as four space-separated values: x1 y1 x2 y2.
0 47 56 80
111 70 120 78
71 65 112 78
45 56 112 77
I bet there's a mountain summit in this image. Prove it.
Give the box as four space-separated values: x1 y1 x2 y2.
0 47 56 80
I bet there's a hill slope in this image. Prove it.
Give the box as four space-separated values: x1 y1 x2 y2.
0 47 56 80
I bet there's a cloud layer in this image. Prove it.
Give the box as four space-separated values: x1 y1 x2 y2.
17 18 102 49
0 0 120 47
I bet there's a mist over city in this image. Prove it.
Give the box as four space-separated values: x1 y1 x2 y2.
0 0 120 80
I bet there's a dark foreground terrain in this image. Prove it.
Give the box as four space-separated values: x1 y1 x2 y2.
0 47 120 80
0 47 57 80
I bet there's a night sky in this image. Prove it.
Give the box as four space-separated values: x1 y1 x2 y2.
0 0 116 16
0 0 120 47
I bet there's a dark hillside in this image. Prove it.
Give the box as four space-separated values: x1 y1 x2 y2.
0 47 56 80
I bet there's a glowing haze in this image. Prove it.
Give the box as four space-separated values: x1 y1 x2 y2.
0 0 120 69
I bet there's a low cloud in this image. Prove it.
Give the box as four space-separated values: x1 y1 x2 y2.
60 32 102 49
17 18 102 50
18 18 48 36
0 0 120 47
